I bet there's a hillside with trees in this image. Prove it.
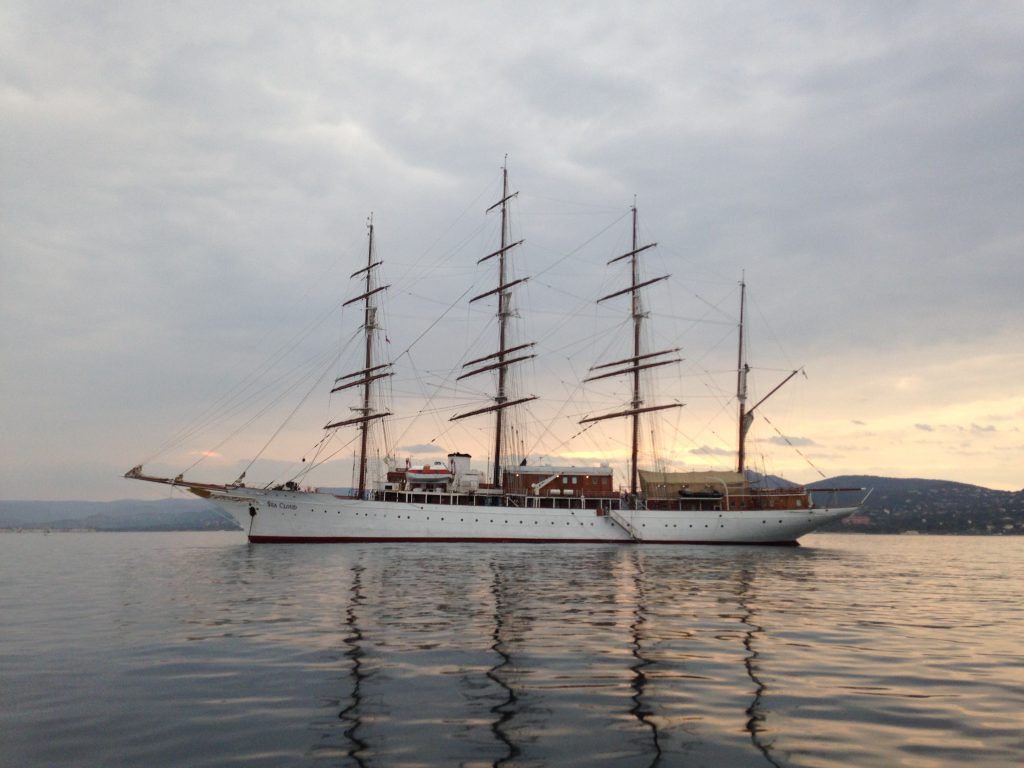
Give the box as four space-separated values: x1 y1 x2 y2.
808 476 1023 534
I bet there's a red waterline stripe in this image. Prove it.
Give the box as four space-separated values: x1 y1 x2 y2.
248 535 799 546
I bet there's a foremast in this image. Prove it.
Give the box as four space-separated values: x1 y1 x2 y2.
325 215 393 498
450 162 536 486
581 205 682 504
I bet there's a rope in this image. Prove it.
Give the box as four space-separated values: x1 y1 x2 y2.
761 415 827 480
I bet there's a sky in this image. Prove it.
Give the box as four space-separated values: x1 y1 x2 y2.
2 1 1023 501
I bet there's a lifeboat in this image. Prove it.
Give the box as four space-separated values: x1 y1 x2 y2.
406 461 453 484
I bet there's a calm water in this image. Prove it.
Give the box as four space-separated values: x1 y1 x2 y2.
0 533 1020 767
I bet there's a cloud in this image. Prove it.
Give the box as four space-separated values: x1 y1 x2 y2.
3 3 1024 498
971 423 997 433
766 436 817 447
914 423 934 432
689 445 733 457
398 443 446 454
851 419 866 426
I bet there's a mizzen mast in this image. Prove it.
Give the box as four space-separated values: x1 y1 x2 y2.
325 215 392 498
580 205 682 502
450 162 536 486
736 275 750 474
734 276 800 475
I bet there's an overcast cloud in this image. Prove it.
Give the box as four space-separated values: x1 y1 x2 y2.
2 1 1022 499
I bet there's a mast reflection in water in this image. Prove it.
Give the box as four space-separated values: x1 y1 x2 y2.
3 534 1020 767
737 566 783 768
337 563 368 766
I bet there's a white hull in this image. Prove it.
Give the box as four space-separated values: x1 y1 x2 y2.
206 487 855 545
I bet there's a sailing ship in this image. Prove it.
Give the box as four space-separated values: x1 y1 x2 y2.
125 166 860 543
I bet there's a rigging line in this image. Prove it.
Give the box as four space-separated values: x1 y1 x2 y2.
181 345 340 475
390 283 475 366
153 323 359 465
761 415 827 480
419 177 496 260
748 290 798 373
395 211 630 456
523 191 624 209
180 343 344 467
525 356 597 456
303 431 361 477
389 218 491 302
243 347 342 482
143 299 345 464
529 275 633 352
392 286 521 450
531 209 631 282
292 433 334 484
391 350 462 450
364 187 491 304
660 401 736 466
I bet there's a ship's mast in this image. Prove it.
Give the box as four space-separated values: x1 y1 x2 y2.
325 215 392 498
450 161 536 487
736 276 750 474
580 204 682 504
493 166 512 486
734 276 801 477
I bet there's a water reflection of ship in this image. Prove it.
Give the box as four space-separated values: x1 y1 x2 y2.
628 550 664 767
341 549 671 767
338 563 368 767
487 563 520 766
736 562 783 768
320 547 801 766
483 548 664 766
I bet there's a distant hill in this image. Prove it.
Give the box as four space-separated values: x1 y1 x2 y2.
0 499 240 531
808 475 1024 534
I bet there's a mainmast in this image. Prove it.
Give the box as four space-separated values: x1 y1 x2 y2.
734 276 800 476
325 215 392 498
580 205 682 503
450 162 536 486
